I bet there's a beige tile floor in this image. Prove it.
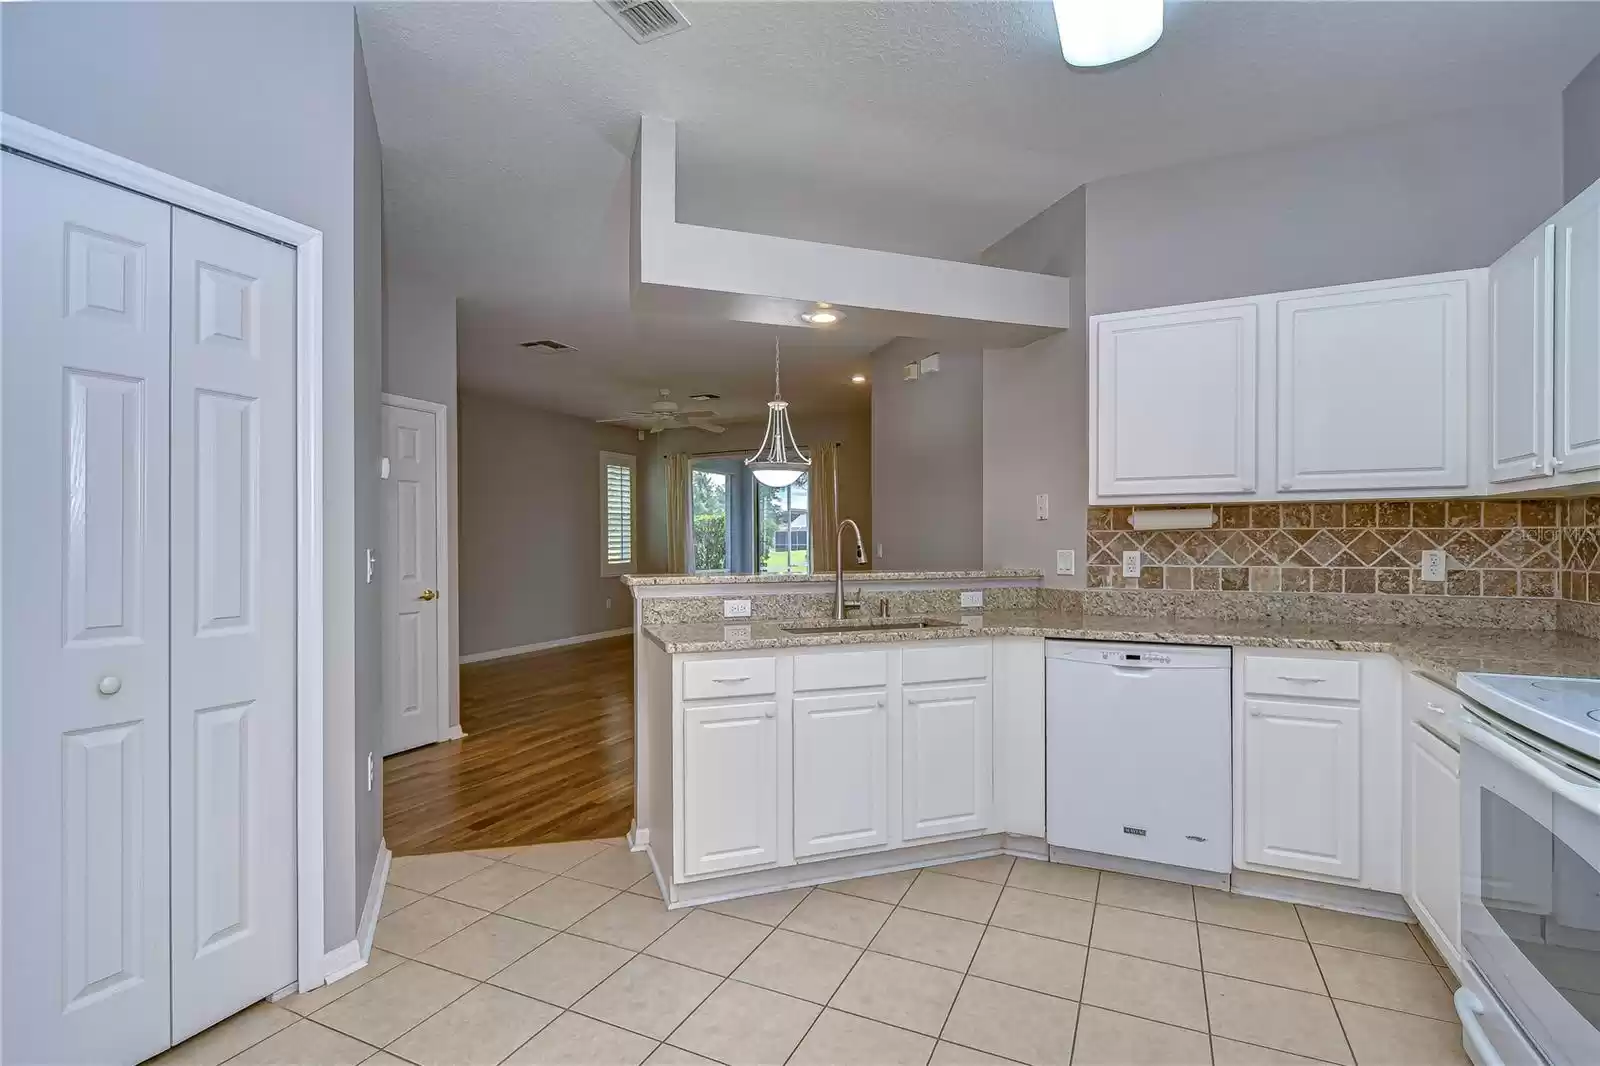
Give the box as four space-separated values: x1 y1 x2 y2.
155 840 1470 1066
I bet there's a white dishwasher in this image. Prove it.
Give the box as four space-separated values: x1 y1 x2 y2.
1046 641 1232 874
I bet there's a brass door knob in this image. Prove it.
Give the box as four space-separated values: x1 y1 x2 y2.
418 589 438 601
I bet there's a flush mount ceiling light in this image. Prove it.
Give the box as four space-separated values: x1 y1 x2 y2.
799 303 844 326
746 339 811 488
850 374 867 384
1053 0 1163 68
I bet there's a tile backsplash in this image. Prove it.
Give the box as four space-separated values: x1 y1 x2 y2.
1088 498 1598 600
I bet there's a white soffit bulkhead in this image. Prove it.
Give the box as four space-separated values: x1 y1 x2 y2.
631 116 1073 347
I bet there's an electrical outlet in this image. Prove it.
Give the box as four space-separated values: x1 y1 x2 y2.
1035 494 1049 520
379 457 390 479
723 598 752 618
960 590 984 609
1122 551 1142 579
605 597 612 609
1057 549 1075 576
876 543 884 558
366 752 374 791
723 623 752 642
1421 550 1449 582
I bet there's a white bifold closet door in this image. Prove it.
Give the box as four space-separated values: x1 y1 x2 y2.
2 152 297 1065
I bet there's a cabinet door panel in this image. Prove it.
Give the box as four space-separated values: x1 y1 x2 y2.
681 700 779 876
1556 182 1600 475
793 691 889 857
902 682 992 841
1277 279 1468 492
1490 225 1556 483
1405 723 1461 955
1094 304 1258 497
1243 698 1362 880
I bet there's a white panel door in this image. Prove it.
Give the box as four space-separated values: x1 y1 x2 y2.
1489 225 1556 484
1404 722 1461 957
1093 304 1258 498
2 154 174 1065
1555 180 1600 476
681 699 780 876
902 682 993 841
792 690 889 858
168 209 298 1041
1276 278 1469 492
1242 698 1362 880
381 402 443 755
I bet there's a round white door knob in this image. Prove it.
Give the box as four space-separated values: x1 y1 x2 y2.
97 676 122 696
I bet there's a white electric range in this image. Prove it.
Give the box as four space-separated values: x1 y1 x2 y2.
1452 673 1600 1066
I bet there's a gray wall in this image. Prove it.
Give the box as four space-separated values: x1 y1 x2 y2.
1084 95 1565 314
383 276 460 726
870 341 983 571
1 1 380 949
458 392 639 656
637 411 873 576
1567 52 1600 202
980 188 1089 589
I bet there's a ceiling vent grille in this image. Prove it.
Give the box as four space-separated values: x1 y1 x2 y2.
596 0 690 43
520 339 577 352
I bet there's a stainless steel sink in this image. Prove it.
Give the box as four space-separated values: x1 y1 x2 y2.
780 617 965 635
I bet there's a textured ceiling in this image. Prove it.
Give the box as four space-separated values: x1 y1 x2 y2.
357 0 1600 421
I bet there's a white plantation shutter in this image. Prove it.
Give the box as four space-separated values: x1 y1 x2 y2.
601 451 635 574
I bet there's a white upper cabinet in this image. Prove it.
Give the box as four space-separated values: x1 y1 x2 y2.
1277 278 1469 493
1555 181 1600 475
1092 304 1259 498
1488 224 1555 484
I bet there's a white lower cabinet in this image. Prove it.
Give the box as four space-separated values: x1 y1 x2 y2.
903 681 993 841
792 689 889 858
1404 720 1461 958
1242 697 1363 880
680 699 780 876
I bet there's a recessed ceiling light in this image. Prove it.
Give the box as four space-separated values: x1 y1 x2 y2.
519 339 576 351
689 393 719 402
850 374 867 384
800 303 844 326
1054 0 1162 68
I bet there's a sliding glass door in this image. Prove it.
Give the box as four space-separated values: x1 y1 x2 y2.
691 457 809 575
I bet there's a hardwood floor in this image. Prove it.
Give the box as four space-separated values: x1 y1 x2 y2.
383 635 634 856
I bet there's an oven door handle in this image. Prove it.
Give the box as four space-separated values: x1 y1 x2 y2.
1455 990 1507 1066
1459 716 1600 818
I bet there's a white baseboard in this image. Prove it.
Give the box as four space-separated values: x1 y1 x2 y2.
459 628 630 664
628 823 650 851
444 725 467 741
323 840 391 986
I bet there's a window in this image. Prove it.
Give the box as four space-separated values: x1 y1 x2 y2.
689 456 809 576
601 451 635 576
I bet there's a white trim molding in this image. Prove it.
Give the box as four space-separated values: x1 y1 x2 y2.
2 113 329 994
323 838 389 985
380 393 453 748
460 628 631 664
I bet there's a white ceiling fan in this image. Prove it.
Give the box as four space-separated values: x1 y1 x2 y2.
598 389 726 434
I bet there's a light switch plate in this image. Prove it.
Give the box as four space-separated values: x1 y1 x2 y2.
960 590 984 608
723 598 752 618
380 457 390 479
919 352 941 375
876 543 884 558
1122 551 1142 579
903 362 920 381
1421 550 1449 582
1056 549 1075 576
1035 494 1049 520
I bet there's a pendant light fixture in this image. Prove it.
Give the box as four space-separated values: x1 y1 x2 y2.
746 338 811 488
1053 0 1163 68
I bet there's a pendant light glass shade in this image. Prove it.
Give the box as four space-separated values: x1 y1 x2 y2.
1053 0 1163 68
746 340 811 488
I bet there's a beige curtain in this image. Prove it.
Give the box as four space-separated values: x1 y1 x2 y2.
810 444 838 572
665 453 691 573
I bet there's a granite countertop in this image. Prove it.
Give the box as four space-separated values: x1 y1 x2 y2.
620 569 1043 588
642 609 1600 686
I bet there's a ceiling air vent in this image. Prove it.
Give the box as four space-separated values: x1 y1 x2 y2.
596 0 690 43
519 339 576 352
